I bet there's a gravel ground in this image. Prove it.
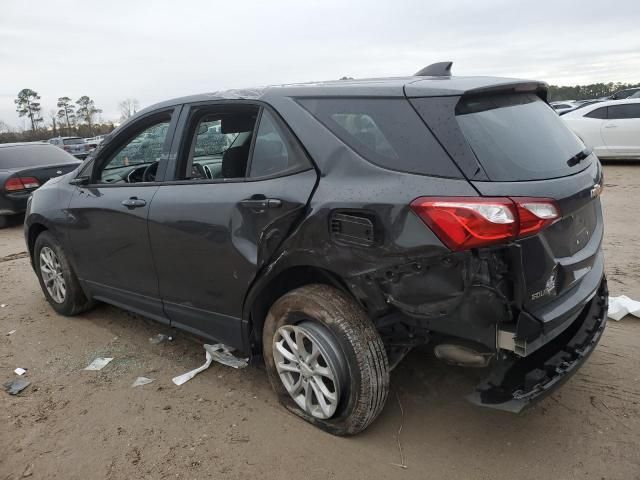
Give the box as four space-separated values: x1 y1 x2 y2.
1 163 639 480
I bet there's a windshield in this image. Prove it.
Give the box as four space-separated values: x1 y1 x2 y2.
456 93 588 181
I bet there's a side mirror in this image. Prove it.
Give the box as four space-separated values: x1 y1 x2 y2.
69 175 90 186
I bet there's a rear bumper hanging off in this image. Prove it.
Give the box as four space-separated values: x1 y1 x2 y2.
468 275 608 413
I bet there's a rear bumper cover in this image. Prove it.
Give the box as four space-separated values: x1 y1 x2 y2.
0 191 30 215
468 275 608 413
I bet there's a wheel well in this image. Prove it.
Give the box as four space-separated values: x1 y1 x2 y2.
248 266 351 352
28 223 48 260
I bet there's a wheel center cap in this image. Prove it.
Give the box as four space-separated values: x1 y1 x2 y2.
300 363 313 377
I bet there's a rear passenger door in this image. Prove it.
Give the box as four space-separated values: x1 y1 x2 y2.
148 102 317 348
601 104 640 156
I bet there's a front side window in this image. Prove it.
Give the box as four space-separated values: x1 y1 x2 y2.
608 104 640 120
96 120 170 184
249 110 311 178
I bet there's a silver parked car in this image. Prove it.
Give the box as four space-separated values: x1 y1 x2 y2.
49 136 91 159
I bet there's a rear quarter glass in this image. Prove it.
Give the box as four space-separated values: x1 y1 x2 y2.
297 97 463 178
453 93 589 181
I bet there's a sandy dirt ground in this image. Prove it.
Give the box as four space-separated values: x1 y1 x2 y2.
1 163 639 480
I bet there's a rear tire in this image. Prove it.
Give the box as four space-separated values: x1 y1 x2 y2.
263 284 389 436
0 215 8 229
34 231 94 316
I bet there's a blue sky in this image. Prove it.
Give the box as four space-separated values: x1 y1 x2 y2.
1 0 639 128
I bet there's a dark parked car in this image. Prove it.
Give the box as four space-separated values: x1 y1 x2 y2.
24 63 607 435
0 143 80 228
609 87 640 100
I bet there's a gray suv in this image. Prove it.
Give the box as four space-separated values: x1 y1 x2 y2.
25 63 607 435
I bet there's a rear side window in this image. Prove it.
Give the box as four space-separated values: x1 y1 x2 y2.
63 138 84 145
0 144 77 168
455 94 587 181
608 104 640 119
249 110 311 178
585 107 607 119
298 98 461 178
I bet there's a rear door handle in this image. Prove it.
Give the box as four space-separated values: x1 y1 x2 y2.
121 197 147 209
240 198 282 209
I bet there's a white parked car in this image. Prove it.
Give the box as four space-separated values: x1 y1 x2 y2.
562 99 640 159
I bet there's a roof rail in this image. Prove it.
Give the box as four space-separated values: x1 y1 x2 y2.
414 61 453 77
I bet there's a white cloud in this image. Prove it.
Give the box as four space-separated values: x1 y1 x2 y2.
1 0 638 127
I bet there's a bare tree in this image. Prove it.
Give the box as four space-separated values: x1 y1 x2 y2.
48 110 59 137
119 98 140 120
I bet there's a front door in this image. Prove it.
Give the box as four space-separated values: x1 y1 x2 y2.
148 103 317 348
67 109 179 321
601 103 640 156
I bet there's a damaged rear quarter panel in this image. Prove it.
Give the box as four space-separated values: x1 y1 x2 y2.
245 96 512 351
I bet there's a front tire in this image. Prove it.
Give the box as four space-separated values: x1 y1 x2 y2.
263 284 389 436
34 231 93 316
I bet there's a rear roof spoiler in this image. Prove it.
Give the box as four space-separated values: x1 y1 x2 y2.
414 61 453 77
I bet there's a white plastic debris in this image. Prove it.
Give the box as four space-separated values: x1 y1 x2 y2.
172 351 213 386
14 368 26 376
83 357 114 371
172 343 248 386
7 330 16 336
131 377 154 387
608 295 640 321
0 304 7 308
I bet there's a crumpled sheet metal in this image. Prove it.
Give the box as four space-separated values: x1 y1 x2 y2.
608 295 640 321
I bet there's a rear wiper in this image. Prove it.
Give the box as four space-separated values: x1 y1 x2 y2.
567 147 593 167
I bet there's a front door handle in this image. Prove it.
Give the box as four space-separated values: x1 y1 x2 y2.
604 124 618 129
121 197 147 209
240 197 282 209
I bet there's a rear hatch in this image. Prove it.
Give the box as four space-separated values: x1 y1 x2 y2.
409 89 604 332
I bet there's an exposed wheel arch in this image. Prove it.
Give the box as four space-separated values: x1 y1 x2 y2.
27 223 49 262
245 265 355 354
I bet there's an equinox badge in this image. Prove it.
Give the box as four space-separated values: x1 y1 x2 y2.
531 269 558 300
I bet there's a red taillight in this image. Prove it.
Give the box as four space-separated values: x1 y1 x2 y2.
516 200 560 237
63 145 71 151
4 176 40 192
410 196 560 251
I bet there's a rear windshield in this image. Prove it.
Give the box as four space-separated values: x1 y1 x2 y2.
0 144 78 169
298 98 461 178
63 138 84 145
456 94 587 181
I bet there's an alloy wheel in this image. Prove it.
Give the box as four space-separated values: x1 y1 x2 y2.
39 246 66 304
272 322 344 419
